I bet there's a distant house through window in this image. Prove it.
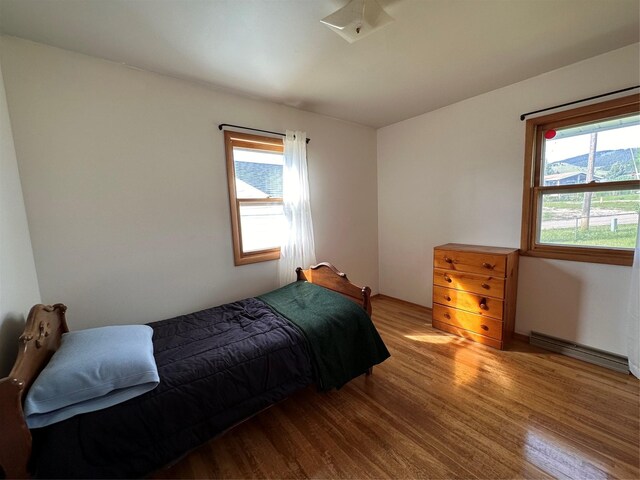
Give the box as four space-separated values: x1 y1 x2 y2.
224 131 285 265
521 94 640 266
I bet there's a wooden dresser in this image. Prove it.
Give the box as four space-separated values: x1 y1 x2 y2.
432 243 519 350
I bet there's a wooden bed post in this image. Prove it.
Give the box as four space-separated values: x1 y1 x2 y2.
0 304 68 479
0 380 32 479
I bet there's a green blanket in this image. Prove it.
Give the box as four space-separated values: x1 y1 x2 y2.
259 281 390 391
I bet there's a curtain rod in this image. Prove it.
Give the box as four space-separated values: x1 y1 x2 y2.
519 85 640 121
218 123 310 144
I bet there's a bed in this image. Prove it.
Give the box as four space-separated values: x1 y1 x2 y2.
0 263 389 479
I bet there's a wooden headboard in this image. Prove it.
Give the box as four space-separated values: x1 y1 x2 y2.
0 304 68 479
296 262 372 316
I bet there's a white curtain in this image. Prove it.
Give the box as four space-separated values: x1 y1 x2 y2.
628 222 640 378
278 130 317 286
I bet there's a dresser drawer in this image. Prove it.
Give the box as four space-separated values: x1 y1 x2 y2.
432 285 504 319
433 248 507 276
433 268 505 298
432 304 503 340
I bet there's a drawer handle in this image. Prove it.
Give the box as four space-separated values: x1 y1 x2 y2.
482 262 494 270
445 295 452 301
444 313 451 319
479 298 488 310
480 324 488 331
481 283 490 289
444 256 453 263
444 274 452 283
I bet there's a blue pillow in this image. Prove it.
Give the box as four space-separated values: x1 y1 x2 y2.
24 325 159 428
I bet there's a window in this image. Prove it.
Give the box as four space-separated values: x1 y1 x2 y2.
224 131 285 265
521 94 640 266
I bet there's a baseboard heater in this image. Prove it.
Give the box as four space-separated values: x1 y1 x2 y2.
530 331 629 374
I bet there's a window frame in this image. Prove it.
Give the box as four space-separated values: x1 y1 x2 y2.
520 94 640 266
224 130 284 266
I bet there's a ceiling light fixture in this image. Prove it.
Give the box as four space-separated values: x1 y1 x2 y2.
320 0 394 43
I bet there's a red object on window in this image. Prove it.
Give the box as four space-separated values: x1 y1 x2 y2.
544 129 557 139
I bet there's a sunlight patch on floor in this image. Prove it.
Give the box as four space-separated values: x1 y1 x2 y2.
404 334 453 344
453 346 483 386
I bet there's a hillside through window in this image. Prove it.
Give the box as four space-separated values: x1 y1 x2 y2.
521 94 640 266
224 131 285 265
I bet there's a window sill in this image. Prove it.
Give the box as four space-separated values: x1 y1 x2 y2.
233 248 280 266
520 246 634 266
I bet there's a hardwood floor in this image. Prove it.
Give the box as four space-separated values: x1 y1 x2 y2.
154 295 640 479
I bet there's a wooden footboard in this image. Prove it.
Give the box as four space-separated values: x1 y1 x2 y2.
296 262 372 316
0 263 372 478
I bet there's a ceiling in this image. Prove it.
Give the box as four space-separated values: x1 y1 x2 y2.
0 0 638 128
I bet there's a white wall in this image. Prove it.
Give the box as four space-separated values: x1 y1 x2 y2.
0 36 378 330
378 43 639 355
0 59 41 376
